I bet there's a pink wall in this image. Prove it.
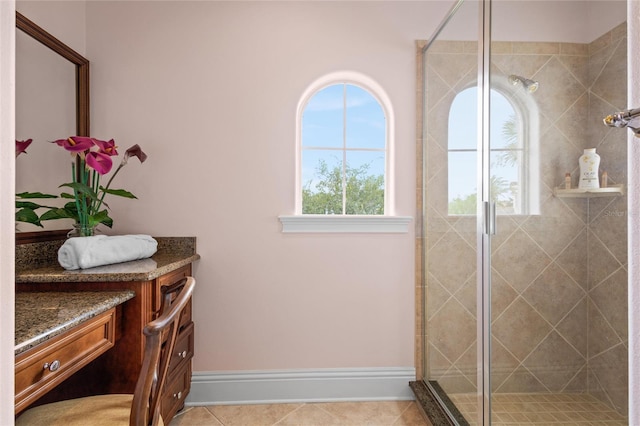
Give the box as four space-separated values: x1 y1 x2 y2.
84 1 453 372
4 2 637 422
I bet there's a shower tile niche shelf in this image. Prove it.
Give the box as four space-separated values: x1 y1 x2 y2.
553 184 625 198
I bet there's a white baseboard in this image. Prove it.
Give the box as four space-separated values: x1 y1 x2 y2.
186 367 416 406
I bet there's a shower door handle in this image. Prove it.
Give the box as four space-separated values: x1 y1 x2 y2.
483 201 496 236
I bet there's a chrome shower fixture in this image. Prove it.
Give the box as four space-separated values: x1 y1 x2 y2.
508 74 539 93
603 108 640 137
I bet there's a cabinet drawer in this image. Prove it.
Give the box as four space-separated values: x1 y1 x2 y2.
161 362 192 423
154 265 191 312
169 321 194 376
178 299 192 330
15 309 115 414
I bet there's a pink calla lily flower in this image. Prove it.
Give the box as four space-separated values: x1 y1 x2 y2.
18 135 147 233
123 144 148 164
15 139 33 157
94 138 119 157
86 151 113 175
52 136 94 152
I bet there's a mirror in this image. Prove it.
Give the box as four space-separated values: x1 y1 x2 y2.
16 11 89 136
15 11 90 243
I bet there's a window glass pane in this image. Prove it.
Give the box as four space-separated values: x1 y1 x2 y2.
448 87 529 215
302 85 344 148
491 90 523 214
302 150 343 214
449 88 477 150
491 90 521 149
300 78 389 215
345 151 385 214
345 85 385 149
491 151 521 215
448 151 477 215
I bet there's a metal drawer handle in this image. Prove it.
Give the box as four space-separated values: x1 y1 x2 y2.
176 350 187 359
173 391 182 400
43 360 61 372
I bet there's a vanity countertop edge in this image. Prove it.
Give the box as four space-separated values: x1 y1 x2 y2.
15 236 200 283
15 290 136 355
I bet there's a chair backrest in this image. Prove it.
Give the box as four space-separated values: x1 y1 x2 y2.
130 276 195 426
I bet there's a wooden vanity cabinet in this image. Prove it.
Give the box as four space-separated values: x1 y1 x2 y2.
163 321 195 420
15 264 195 424
15 308 117 414
156 268 195 421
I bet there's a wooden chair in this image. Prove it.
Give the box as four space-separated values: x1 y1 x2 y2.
16 276 196 426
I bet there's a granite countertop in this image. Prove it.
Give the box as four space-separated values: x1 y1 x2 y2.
15 290 136 355
16 236 200 283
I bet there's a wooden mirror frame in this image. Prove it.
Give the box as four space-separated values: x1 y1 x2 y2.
16 11 90 244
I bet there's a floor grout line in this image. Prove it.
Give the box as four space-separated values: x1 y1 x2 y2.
171 401 431 426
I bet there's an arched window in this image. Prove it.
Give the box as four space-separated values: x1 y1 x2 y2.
296 72 393 215
448 84 539 215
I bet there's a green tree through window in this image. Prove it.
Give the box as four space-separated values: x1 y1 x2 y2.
301 83 386 215
448 87 527 215
303 159 384 214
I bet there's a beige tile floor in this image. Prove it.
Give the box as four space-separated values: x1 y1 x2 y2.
449 392 628 425
169 401 431 426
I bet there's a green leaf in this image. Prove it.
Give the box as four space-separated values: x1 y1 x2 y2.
100 187 138 199
40 208 77 221
16 192 58 199
90 210 113 228
15 208 43 226
60 192 76 199
60 182 98 200
16 201 45 210
63 201 79 213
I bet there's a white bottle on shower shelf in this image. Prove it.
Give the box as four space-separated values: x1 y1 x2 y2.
578 148 600 189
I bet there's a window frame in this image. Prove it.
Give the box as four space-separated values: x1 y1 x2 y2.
447 78 540 217
297 72 393 215
279 71 411 233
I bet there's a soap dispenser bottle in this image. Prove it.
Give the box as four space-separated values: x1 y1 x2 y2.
578 148 600 189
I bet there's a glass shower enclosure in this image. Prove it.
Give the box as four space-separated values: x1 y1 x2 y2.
414 0 629 424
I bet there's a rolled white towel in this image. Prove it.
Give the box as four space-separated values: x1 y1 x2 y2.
58 234 158 270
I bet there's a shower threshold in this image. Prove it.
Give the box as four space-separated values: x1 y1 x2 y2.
409 380 469 426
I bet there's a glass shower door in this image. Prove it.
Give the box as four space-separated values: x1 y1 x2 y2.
421 0 482 423
420 1 628 425
487 1 629 424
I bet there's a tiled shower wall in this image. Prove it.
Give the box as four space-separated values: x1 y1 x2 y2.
418 23 627 415
584 24 628 415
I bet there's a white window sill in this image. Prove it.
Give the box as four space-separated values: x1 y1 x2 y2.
278 215 413 233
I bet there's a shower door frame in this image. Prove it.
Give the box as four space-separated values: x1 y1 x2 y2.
417 1 632 425
476 0 492 424
413 0 496 424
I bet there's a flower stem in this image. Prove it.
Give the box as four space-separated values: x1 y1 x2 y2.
80 159 90 228
91 170 100 215
94 163 124 213
71 161 84 227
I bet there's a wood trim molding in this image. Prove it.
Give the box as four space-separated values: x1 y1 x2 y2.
15 230 69 245
15 11 90 242
188 367 416 405
16 11 90 136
